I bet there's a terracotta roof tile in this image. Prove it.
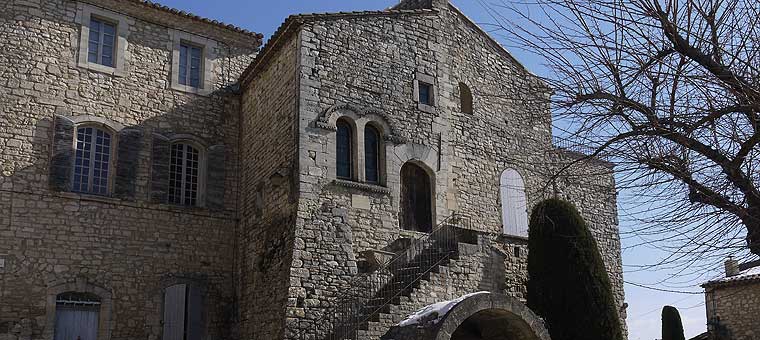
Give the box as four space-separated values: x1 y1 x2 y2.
127 0 264 40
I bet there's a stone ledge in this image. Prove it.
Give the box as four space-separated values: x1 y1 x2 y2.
332 179 391 194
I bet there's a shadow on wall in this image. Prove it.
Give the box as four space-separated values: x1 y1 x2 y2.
0 83 243 340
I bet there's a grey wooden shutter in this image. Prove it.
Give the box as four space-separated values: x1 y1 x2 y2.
500 168 529 238
162 284 186 340
186 286 203 340
205 145 226 211
114 128 143 200
151 134 171 203
50 115 75 192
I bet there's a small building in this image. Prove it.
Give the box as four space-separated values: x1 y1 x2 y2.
699 258 760 340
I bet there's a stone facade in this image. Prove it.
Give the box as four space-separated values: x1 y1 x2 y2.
701 260 760 340
1 0 626 340
0 0 258 339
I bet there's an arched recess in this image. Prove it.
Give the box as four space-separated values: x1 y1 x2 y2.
459 82 473 114
434 293 551 340
400 161 434 232
500 168 529 238
336 117 356 180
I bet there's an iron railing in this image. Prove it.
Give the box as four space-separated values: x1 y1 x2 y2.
311 214 471 340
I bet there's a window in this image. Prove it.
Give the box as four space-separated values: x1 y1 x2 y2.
54 292 101 340
73 126 113 195
179 43 203 88
168 143 201 206
336 119 353 180
76 5 129 76
87 17 116 67
418 82 433 106
170 30 217 95
364 125 382 184
400 162 433 232
459 82 473 114
163 284 203 340
500 168 529 238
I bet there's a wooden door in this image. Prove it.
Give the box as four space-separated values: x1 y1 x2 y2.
401 163 432 232
54 307 99 340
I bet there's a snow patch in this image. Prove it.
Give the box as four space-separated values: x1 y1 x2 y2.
397 291 489 327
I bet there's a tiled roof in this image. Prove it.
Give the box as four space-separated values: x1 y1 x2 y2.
127 0 263 39
703 265 760 287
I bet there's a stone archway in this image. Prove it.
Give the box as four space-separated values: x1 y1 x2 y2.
382 292 550 340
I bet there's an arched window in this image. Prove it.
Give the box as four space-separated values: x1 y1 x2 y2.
162 284 203 340
169 143 201 206
500 169 529 238
459 82 473 114
400 162 433 232
364 125 382 184
73 126 113 195
54 292 101 340
336 119 353 180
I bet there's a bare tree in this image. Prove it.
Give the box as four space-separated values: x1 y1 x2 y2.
481 0 760 264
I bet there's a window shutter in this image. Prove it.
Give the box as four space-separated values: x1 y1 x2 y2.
205 145 226 211
162 284 186 340
50 115 75 191
186 286 203 340
500 169 529 238
114 128 143 200
151 134 171 203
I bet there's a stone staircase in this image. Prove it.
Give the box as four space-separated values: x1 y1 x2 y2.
321 215 480 340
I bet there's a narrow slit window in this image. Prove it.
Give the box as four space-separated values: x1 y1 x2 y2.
73 127 112 195
179 43 203 88
168 143 200 206
336 119 353 180
364 125 381 184
459 82 473 114
88 17 116 67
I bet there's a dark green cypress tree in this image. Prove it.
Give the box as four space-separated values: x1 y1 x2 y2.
662 306 686 340
526 198 624 340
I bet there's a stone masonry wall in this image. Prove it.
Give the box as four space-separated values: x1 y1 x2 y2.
237 30 300 340
284 3 626 339
705 282 760 340
0 1 256 339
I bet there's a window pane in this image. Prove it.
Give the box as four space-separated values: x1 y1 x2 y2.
101 22 116 67
336 120 352 179
419 83 432 105
179 45 188 85
189 46 202 88
73 127 93 193
168 143 200 206
364 126 380 183
88 19 101 64
91 129 111 195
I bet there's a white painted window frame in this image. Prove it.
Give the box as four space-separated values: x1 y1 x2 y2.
75 3 131 77
169 29 217 96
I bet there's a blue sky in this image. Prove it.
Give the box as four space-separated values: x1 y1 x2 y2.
152 1 710 339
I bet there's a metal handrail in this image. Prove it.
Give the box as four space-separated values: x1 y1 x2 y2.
309 213 470 340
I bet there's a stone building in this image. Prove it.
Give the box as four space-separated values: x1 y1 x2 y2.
698 258 760 340
0 0 626 339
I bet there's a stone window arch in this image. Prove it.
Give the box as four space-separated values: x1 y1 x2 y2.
500 168 529 238
400 162 434 232
459 82 473 114
44 280 112 340
336 117 356 180
364 123 384 184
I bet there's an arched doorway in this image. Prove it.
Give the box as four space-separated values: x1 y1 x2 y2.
400 162 433 232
